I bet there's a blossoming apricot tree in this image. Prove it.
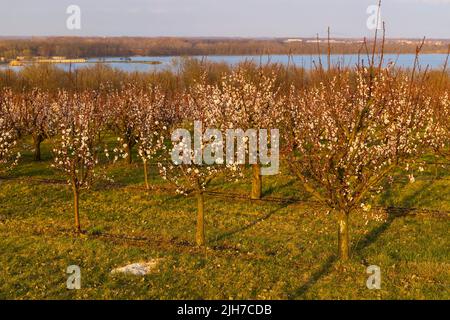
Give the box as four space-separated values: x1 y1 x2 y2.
286 67 432 260
431 91 450 160
135 87 170 190
158 80 241 246
52 91 108 233
218 68 283 199
107 85 145 165
0 89 21 171
17 89 58 161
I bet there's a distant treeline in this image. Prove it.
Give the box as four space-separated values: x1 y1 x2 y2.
0 59 299 93
0 37 449 59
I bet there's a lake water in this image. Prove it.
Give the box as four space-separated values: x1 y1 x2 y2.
1 54 449 73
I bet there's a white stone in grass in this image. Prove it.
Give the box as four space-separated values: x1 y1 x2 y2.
111 259 162 276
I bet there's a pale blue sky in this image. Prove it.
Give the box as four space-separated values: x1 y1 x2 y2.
1 0 449 38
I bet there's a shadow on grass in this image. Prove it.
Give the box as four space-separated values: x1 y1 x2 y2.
379 177 437 209
212 203 290 243
288 207 412 299
262 179 296 197
287 254 337 299
352 207 412 256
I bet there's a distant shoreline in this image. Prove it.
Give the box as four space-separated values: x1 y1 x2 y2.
1 37 449 60
2 53 449 73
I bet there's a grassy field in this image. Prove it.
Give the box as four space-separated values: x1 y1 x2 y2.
0 139 449 300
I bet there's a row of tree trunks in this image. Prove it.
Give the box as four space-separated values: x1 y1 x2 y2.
69 150 350 259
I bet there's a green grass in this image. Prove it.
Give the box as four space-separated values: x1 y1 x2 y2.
0 139 449 299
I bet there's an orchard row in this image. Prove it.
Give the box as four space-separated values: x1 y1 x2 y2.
0 65 449 260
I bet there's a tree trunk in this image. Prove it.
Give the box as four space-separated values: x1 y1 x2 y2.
33 134 43 161
338 210 350 260
251 163 262 200
73 185 81 233
143 159 150 190
195 191 205 246
125 143 133 164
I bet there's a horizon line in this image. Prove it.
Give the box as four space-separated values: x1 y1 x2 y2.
1 35 450 41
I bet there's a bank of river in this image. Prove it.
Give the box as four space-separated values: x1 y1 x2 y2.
1 54 448 72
